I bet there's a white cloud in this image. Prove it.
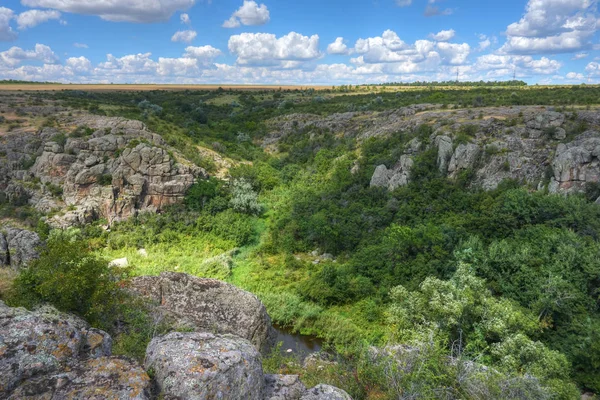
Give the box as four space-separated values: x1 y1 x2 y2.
20 0 195 23
0 44 59 67
223 0 270 28
171 30 197 43
327 37 351 55
0 7 16 41
66 56 92 73
477 34 492 52
566 71 584 80
16 9 62 30
74 42 89 48
572 52 589 59
501 0 597 54
395 0 412 6
474 54 562 76
228 32 321 66
180 13 191 25
429 29 455 41
183 45 222 60
353 30 470 68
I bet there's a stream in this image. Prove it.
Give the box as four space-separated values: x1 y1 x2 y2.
273 325 324 359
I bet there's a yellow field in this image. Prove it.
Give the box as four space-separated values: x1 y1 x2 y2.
0 84 334 92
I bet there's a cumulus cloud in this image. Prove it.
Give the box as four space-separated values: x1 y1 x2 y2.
223 0 270 28
228 32 320 66
0 44 59 67
501 0 597 54
0 7 17 41
327 37 351 55
180 13 191 25
74 42 89 48
20 0 195 23
429 29 455 41
171 30 197 43
474 54 562 76
16 9 62 29
477 34 492 51
566 71 584 80
183 45 222 60
66 56 92 73
424 3 453 17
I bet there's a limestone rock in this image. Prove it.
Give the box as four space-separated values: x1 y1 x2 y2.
129 272 277 354
550 132 600 193
145 332 265 400
300 384 353 400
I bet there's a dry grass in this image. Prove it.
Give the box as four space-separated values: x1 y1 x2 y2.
0 268 17 300
0 84 334 92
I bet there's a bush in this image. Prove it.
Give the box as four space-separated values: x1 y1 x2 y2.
230 178 262 215
6 235 127 329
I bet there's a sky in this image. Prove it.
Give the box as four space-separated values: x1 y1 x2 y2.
0 0 598 85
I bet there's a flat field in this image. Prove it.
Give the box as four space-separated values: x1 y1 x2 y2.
0 84 333 92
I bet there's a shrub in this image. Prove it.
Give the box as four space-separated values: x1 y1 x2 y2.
6 235 127 329
230 178 262 215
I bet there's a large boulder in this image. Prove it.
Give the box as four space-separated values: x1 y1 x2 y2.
0 301 113 397
2 228 42 269
130 272 277 354
145 332 265 400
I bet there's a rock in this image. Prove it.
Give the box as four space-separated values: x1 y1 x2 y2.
129 272 277 354
448 144 481 176
525 111 565 138
0 301 112 397
145 332 265 400
370 156 413 191
0 233 8 266
137 248 148 257
303 353 338 370
109 257 129 268
1 228 42 269
264 374 307 400
300 384 353 400
435 135 453 173
8 357 151 400
550 132 600 194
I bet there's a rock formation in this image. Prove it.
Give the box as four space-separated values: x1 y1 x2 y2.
129 272 277 354
0 272 353 400
0 227 42 269
0 114 206 228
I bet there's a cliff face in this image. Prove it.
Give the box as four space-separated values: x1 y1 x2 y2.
266 105 600 199
0 114 206 228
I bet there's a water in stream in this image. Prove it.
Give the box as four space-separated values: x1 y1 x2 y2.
273 325 323 359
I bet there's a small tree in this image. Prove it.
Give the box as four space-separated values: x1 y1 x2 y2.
229 178 262 215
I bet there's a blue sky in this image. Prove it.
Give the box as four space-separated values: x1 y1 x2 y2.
0 0 598 84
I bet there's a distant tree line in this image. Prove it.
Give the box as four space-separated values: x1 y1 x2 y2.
0 79 57 84
368 80 528 87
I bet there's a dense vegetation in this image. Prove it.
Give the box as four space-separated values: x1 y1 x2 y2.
5 85 600 398
370 80 528 87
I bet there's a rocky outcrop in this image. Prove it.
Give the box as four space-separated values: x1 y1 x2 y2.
129 272 277 354
549 131 600 194
0 114 206 228
370 155 414 191
146 332 265 399
0 227 42 269
265 374 308 400
0 301 151 399
448 143 481 178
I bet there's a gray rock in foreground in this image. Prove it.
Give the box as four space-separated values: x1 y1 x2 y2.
300 384 353 400
130 272 277 354
145 332 265 400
